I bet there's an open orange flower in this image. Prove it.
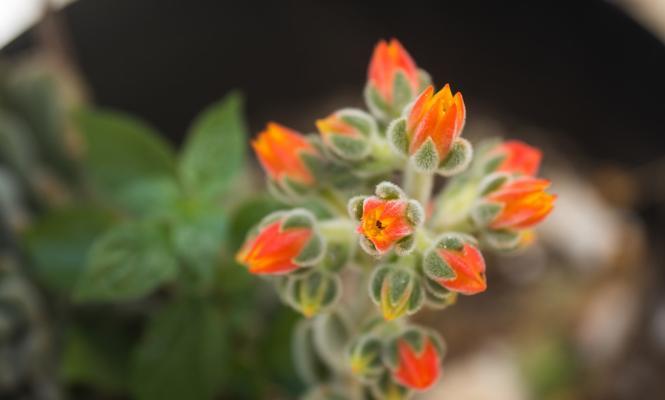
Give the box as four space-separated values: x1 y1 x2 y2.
493 140 542 176
236 219 312 275
487 177 556 230
407 85 466 158
358 197 414 254
368 39 420 103
436 243 486 295
393 337 442 390
251 122 318 186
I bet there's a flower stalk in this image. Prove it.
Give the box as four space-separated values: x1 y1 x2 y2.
236 38 557 399
403 161 434 208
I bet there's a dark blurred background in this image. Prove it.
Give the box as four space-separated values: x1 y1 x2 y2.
2 0 665 399
5 0 665 163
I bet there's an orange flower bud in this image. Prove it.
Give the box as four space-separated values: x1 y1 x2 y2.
423 233 486 295
316 114 356 140
392 336 442 390
236 210 322 275
487 177 556 230
436 243 486 295
368 39 420 104
358 197 415 255
251 122 318 186
492 140 542 176
407 85 466 158
315 109 375 161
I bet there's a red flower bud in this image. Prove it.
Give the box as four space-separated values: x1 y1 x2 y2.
368 39 420 104
252 122 318 186
436 243 486 295
487 177 556 230
423 233 487 295
492 140 542 176
236 211 321 275
393 337 442 390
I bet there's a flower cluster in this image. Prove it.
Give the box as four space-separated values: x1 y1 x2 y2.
236 39 556 399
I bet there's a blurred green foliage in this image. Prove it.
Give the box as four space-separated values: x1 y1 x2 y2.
24 205 115 293
0 66 300 399
520 336 581 400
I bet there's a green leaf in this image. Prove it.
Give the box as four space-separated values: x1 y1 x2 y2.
386 117 408 155
438 138 472 177
312 312 351 370
23 206 115 293
171 198 227 291
392 71 414 112
131 299 228 400
74 221 177 302
413 138 439 172
75 108 178 216
61 320 133 392
179 92 247 198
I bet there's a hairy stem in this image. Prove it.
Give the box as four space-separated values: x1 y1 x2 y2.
319 186 349 216
403 162 434 207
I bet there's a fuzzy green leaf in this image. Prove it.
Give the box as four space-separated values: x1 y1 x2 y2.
347 196 365 221
180 92 247 198
339 110 375 137
294 234 325 266
423 251 455 280
375 181 404 200
171 198 227 290
438 138 472 176
313 312 351 370
292 320 327 385
412 138 439 172
75 108 178 216
405 200 424 227
369 266 390 304
23 206 115 293
329 134 369 160
386 117 408 155
364 84 391 121
471 202 503 228
74 221 177 302
394 235 415 256
282 209 316 230
131 299 228 400
392 71 414 113
478 172 510 196
483 229 521 251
